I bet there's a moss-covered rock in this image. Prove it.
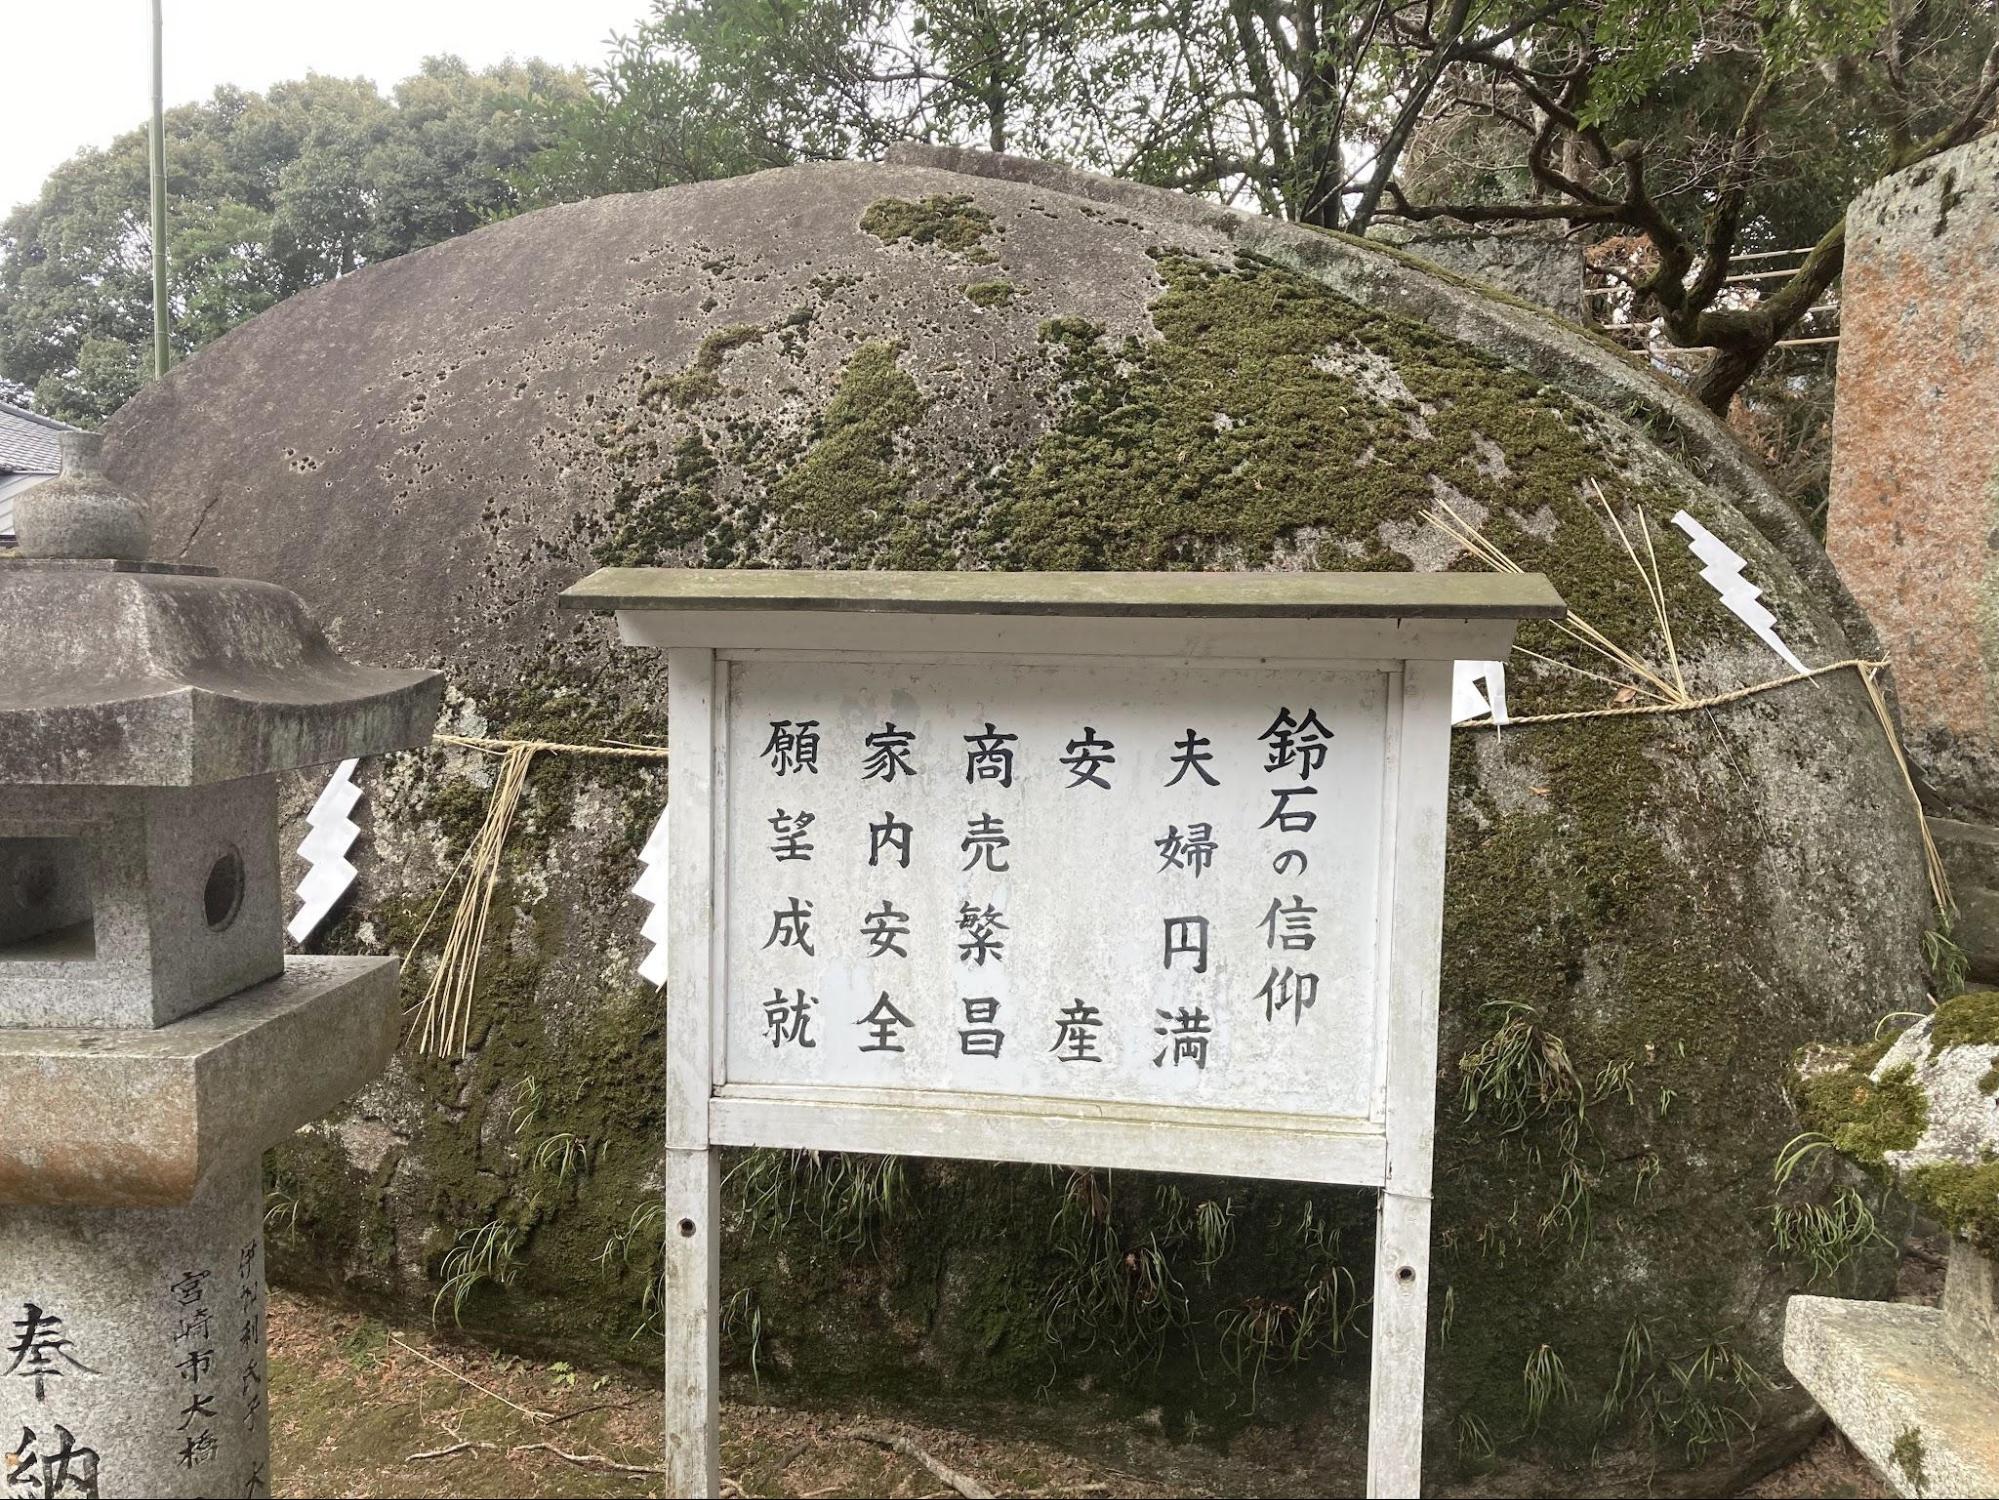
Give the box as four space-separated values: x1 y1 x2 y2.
104 151 1934 1494
1799 993 1999 1252
1932 989 1999 1052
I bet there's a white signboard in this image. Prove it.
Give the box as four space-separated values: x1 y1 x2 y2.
564 567 1562 1500
726 659 1387 1118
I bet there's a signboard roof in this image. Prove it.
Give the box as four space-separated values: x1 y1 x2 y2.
562 566 1566 621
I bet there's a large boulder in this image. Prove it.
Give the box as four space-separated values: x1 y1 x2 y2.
104 148 1933 1494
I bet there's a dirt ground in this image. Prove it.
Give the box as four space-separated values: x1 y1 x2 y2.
268 1291 1206 1499
266 1289 1896 1500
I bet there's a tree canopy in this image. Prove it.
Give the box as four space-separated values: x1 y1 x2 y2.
0 56 586 422
511 0 1998 412
6 7 1996 423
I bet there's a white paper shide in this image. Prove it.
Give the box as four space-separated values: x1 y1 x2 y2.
288 758 362 943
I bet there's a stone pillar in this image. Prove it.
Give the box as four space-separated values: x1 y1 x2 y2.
0 434 442 1498
2 1163 267 1497
1824 134 1999 968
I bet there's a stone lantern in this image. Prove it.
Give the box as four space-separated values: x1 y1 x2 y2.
0 434 442 1498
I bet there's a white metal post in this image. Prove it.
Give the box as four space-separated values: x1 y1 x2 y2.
663 648 721 1498
1366 657 1453 1498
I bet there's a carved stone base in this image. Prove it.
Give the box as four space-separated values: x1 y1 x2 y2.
1787 1245 1999 1499
1 1157 268 1498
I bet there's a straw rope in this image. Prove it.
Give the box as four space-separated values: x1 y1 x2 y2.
396 527 1952 1056
1455 656 1951 914
1457 656 1873 726
405 735 668 1057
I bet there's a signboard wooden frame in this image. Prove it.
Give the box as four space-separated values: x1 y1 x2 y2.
562 568 1563 1499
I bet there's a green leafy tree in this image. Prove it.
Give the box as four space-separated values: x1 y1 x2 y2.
1377 0 1999 410
520 0 1996 412
0 56 587 423
514 2 1586 225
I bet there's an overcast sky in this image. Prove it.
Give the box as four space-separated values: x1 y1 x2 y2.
0 0 647 214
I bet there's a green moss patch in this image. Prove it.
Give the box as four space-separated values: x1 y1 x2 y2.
1890 1424 1929 1495
1931 990 1999 1052
770 341 927 552
964 279 1019 308
1797 1061 1929 1165
958 253 1734 716
641 323 765 411
861 194 999 262
1905 1160 1999 1249
596 432 723 568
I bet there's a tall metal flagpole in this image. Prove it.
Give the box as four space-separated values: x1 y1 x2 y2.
149 0 169 378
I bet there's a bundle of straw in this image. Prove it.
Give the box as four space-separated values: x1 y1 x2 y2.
405 735 668 1059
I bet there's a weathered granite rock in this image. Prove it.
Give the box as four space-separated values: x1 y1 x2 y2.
1826 132 1999 824
1786 1247 1999 1500
1370 221 1590 324
102 148 1933 1493
1794 990 1999 1252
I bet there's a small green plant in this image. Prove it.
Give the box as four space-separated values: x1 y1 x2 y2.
1770 1133 1885 1282
1440 1284 1456 1343
1456 1410 1496 1460
532 1131 591 1185
263 1178 305 1240
1657 1086 1677 1119
1214 1208 1364 1412
1458 1003 1583 1134
1770 1189 1883 1284
1774 1132 1835 1189
722 1286 766 1394
818 1153 905 1248
1521 1343 1573 1432
1041 1172 1190 1366
433 1219 526 1326
1193 1198 1234 1281
1294 1198 1341 1260
1592 1057 1637 1109
729 1148 907 1250
1539 1157 1597 1247
1215 1298 1311 1411
1924 911 1969 999
1600 1319 1652 1424
1643 1338 1770 1460
597 1200 667 1343
1631 1153 1663 1202
508 1075 545 1137
598 1200 664 1268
